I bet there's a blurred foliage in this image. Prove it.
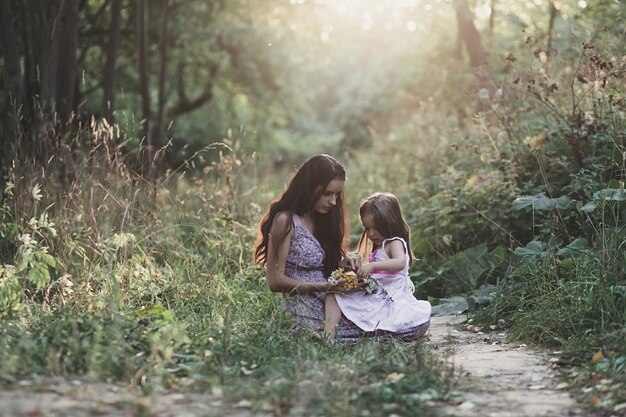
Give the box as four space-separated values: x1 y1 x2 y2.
2 0 621 169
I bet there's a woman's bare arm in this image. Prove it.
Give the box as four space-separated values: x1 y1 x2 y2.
266 212 334 294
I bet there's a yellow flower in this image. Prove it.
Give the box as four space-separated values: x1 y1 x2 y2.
329 268 358 289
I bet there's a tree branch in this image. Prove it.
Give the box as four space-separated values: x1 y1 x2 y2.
169 64 218 118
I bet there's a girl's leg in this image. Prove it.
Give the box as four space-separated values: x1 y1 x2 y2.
324 294 342 340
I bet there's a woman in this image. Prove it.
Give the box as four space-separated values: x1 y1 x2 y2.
254 155 419 340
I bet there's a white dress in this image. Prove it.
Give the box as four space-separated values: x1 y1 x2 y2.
335 237 431 332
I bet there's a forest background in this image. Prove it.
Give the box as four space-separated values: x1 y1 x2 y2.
0 0 624 416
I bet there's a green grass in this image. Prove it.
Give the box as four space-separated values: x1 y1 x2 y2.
0 246 452 416
0 145 454 415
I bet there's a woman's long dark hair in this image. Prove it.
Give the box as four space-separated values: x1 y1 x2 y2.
357 192 414 265
254 154 349 277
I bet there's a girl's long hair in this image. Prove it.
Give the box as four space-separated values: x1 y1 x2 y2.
356 192 414 265
254 154 349 277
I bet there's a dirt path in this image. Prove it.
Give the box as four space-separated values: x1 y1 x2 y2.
0 377 258 417
427 314 585 417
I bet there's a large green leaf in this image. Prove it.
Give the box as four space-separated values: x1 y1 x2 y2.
593 188 626 201
582 188 626 212
512 194 574 211
0 268 22 313
556 238 593 258
581 200 598 213
444 243 506 292
514 240 549 258
486 246 507 269
27 262 51 288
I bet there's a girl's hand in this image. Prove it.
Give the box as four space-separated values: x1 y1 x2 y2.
357 263 374 278
339 253 362 272
350 255 363 271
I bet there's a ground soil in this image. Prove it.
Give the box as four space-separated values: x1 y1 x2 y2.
0 377 257 417
427 314 585 417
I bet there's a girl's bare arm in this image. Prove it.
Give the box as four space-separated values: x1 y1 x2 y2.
357 239 406 276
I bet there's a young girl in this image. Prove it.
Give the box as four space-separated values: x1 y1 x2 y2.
324 192 431 339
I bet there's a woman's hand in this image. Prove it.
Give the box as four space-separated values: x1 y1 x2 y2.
327 280 366 294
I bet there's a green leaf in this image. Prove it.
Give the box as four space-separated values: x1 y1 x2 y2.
581 188 626 212
514 240 549 258
0 373 17 383
411 234 434 257
136 304 168 318
0 270 22 313
158 309 174 324
592 188 626 201
486 246 507 269
581 200 597 213
512 194 574 212
27 262 51 288
445 243 489 291
556 238 592 258
35 253 57 268
135 304 175 324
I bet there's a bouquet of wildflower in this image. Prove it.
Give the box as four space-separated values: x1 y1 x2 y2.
362 276 393 302
328 268 358 289
329 269 393 301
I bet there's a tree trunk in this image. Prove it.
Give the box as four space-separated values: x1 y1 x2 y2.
138 0 151 145
22 0 44 119
454 0 487 68
40 0 80 121
4 0 80 161
489 0 496 44
137 0 153 174
0 0 25 113
0 0 25 168
546 2 557 63
155 0 171 147
103 0 122 122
